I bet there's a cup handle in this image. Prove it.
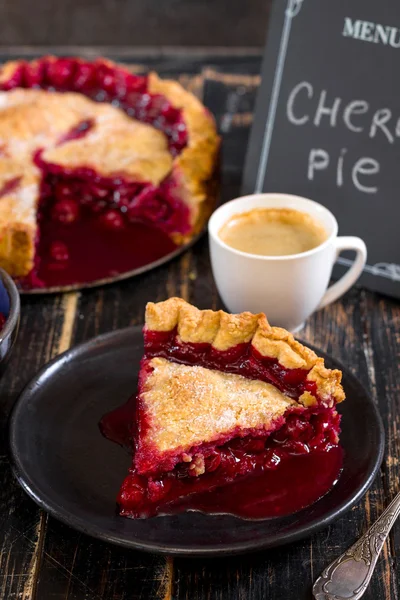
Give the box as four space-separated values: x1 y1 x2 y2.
317 237 367 310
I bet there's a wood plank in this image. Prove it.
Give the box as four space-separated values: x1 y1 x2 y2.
0 2 271 47
202 68 259 176
365 291 400 595
0 46 263 58
0 293 79 599
32 522 174 600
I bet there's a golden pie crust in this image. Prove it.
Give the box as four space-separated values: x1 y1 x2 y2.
140 356 296 456
145 297 345 406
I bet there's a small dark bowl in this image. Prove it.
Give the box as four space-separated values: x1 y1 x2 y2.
0 269 20 375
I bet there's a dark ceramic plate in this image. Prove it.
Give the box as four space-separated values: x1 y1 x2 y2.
9 327 384 556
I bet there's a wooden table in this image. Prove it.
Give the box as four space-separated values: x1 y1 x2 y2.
0 48 399 600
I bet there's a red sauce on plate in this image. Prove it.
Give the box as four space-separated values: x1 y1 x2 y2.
100 397 343 520
168 447 343 519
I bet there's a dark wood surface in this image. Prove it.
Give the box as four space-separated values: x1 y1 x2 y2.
0 1 271 46
0 49 399 600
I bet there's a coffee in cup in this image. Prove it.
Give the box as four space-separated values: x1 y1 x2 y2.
218 208 328 257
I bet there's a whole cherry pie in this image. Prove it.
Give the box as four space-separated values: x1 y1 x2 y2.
0 56 219 287
115 298 345 518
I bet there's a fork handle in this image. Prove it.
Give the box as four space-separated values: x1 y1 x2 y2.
313 492 400 600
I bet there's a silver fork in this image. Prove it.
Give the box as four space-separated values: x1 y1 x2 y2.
313 492 400 600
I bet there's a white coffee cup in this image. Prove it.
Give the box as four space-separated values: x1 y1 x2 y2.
208 193 367 332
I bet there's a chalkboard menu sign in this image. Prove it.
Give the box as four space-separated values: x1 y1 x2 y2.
243 0 400 298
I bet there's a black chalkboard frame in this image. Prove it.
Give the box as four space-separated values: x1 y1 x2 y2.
242 0 400 299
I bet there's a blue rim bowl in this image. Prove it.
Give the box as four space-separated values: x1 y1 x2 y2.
0 269 20 374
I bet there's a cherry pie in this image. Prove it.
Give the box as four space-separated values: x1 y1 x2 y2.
0 57 219 286
117 298 345 518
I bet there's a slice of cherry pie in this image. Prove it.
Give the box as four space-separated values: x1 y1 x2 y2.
0 57 219 286
117 298 345 518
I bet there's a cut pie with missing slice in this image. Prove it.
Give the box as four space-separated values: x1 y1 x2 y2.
117 298 345 518
0 57 219 286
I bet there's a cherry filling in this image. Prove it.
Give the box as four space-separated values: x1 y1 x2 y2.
0 57 188 155
0 312 6 331
144 328 320 403
0 177 21 199
101 392 342 519
18 168 185 288
117 407 341 518
25 189 180 288
57 118 94 145
35 151 191 237
0 57 198 288
19 155 191 287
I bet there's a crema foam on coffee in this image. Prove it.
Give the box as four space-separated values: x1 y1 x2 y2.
218 208 328 256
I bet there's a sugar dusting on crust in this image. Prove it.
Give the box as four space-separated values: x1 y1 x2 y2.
0 89 172 184
141 357 296 454
42 98 172 184
145 298 346 404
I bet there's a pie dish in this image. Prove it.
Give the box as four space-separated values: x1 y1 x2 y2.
0 56 220 287
118 298 345 518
